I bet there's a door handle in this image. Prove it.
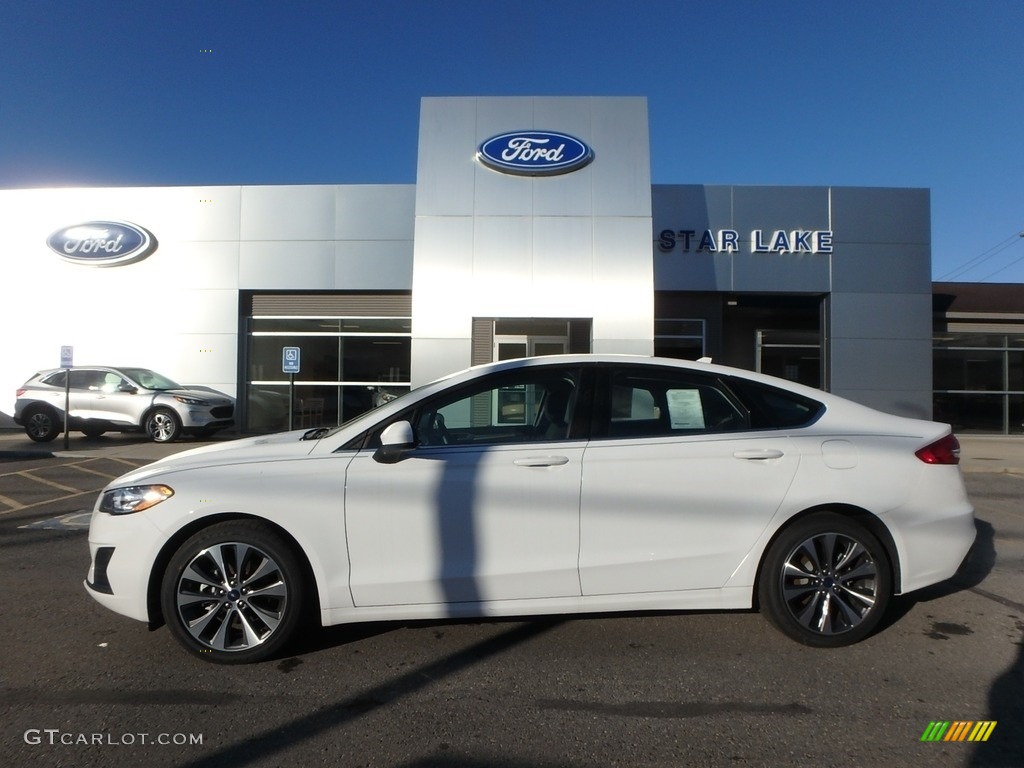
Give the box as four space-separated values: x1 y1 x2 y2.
513 456 570 467
733 449 785 460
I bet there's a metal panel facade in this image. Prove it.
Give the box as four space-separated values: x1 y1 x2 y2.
410 96 654 386
0 96 937 423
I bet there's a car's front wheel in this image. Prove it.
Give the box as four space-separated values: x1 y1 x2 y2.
160 521 307 664
758 513 891 647
24 406 61 442
145 407 181 442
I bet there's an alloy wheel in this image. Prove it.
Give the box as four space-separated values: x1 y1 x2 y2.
778 531 879 636
173 541 289 653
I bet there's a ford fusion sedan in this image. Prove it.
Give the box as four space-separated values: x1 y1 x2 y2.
15 367 234 443
84 355 975 663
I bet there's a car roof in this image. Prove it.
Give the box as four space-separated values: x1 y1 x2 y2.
452 353 814 388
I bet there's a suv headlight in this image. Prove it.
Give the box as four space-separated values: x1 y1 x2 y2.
173 395 207 406
99 485 174 515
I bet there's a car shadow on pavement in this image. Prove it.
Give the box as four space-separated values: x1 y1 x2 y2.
286 621 396 657
178 620 564 768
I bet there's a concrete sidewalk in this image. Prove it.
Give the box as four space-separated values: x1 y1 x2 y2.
0 428 1021 474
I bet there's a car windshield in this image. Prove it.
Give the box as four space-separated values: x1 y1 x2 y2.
119 368 182 391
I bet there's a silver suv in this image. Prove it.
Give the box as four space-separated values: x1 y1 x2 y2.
14 367 235 443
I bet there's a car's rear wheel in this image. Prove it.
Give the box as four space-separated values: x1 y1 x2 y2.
24 406 61 442
758 513 891 647
145 407 181 442
160 521 306 664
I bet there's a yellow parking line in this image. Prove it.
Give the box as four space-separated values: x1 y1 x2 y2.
109 457 146 469
1 490 94 514
0 492 25 511
17 472 82 494
68 463 123 480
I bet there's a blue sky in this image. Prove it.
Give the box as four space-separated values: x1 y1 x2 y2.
2 0 1022 281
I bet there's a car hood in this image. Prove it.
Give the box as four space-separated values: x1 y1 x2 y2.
105 429 327 486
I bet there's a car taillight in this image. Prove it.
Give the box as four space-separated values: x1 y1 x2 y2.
915 434 961 465
16 388 26 397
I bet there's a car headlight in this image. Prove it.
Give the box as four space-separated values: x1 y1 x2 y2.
99 485 175 515
173 395 207 406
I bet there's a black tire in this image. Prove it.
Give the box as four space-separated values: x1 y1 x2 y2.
160 520 307 664
24 406 61 442
758 513 891 648
145 407 181 442
81 424 107 438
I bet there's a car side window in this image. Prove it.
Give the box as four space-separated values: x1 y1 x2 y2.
69 370 106 391
726 377 825 429
605 368 749 438
413 368 580 447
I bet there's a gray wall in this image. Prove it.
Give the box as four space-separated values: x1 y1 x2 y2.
653 184 933 418
410 96 654 386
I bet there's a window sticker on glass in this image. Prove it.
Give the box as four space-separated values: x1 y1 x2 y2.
666 389 705 429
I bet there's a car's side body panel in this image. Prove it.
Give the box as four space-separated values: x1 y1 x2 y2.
579 433 798 595
344 442 585 606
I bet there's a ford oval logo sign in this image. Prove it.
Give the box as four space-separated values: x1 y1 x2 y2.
477 131 593 176
46 221 157 266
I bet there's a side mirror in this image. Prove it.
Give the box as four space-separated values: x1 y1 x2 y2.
373 420 415 464
119 384 138 394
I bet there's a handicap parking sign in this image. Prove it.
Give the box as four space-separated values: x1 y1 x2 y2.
282 346 301 374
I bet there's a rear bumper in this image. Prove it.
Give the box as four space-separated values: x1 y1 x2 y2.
886 467 976 594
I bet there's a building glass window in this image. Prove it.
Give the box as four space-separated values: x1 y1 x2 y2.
654 319 705 360
933 332 1024 434
756 329 821 389
247 316 411 431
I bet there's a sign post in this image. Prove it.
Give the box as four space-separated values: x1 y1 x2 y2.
60 346 73 450
282 347 301 430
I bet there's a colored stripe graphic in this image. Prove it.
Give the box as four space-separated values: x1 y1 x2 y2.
920 721 996 742
967 722 997 742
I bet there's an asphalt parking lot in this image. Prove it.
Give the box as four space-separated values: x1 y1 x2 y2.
1 429 1022 767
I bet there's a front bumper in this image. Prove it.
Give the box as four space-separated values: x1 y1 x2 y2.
84 506 168 623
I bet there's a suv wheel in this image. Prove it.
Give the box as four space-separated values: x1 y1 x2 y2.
145 407 181 442
24 406 61 442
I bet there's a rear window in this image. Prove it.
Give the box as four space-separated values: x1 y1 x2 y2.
41 371 67 387
726 377 824 429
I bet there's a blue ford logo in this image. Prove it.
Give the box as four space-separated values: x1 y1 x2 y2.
477 131 593 176
46 221 156 266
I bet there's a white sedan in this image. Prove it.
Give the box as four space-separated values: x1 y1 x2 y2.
85 355 975 663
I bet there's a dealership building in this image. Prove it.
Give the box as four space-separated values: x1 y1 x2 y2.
2 97 1021 434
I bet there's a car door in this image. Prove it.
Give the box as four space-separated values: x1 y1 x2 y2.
344 366 586 607
69 369 136 425
578 365 800 596
67 369 109 421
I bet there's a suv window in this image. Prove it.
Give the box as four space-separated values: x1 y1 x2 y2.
68 370 107 390
42 371 67 388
